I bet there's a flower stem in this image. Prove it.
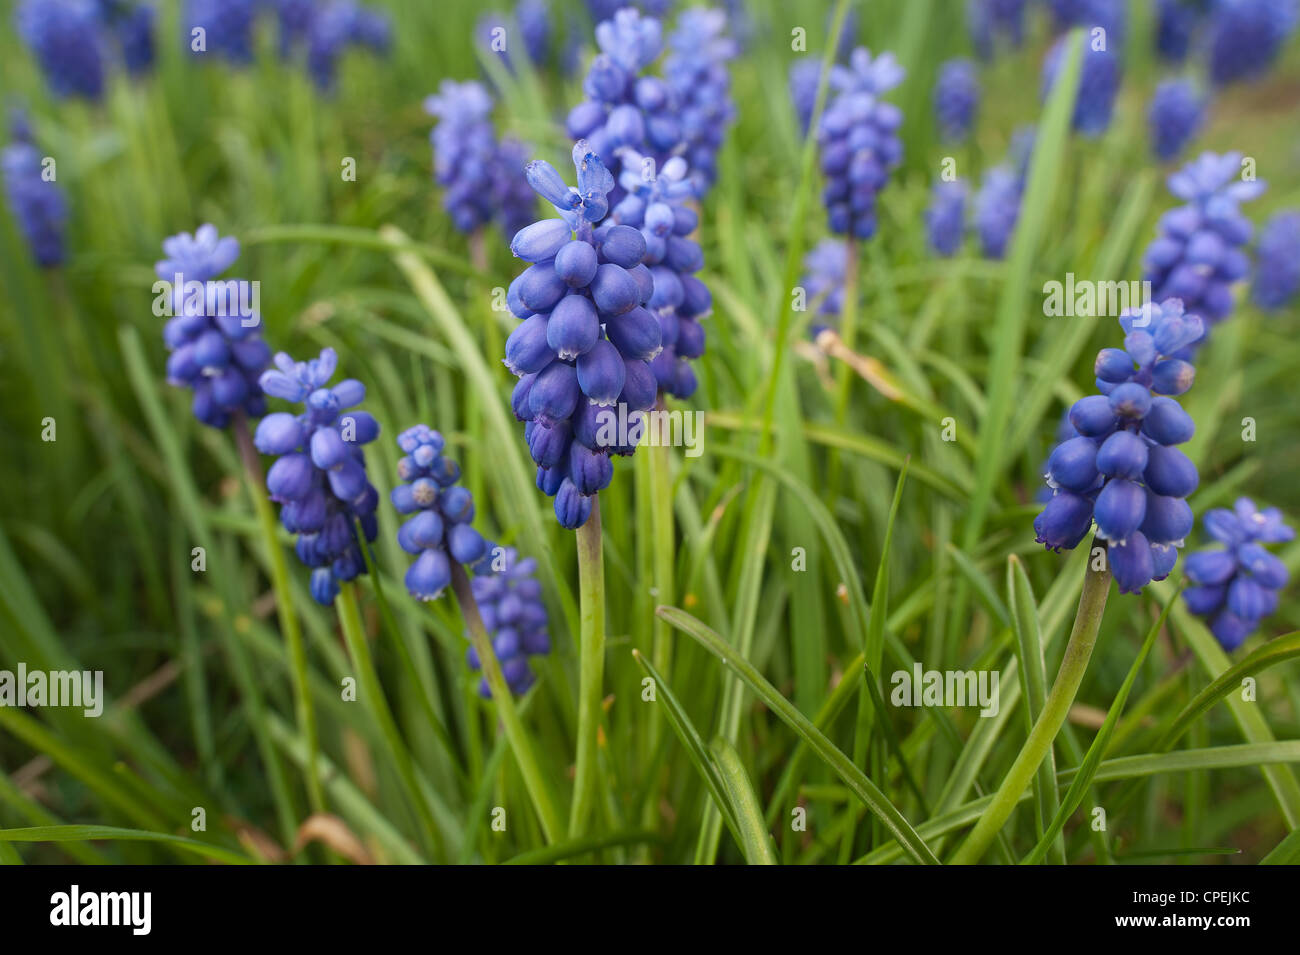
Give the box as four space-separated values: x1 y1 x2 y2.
335 581 443 859
233 417 326 815
449 561 563 844
569 497 607 839
951 547 1111 864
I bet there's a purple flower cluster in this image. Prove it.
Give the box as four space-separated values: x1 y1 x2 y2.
799 239 849 340
817 47 905 240
1148 79 1207 161
934 59 979 143
425 80 536 237
506 144 660 528
1208 0 1298 86
302 0 391 92
186 0 258 64
1251 210 1300 309
16 0 110 100
565 7 680 191
390 425 487 601
1184 498 1293 650
157 225 270 428
973 127 1031 260
610 151 709 399
2 114 67 268
255 347 381 605
926 179 969 257
1035 300 1203 594
1041 31 1121 138
662 6 737 194
466 545 550 696
967 0 1027 60
1155 0 1202 62
1142 151 1266 349
789 57 824 135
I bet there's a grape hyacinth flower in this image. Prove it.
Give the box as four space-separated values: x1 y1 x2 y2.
926 179 968 257
466 544 551 696
389 425 487 601
934 59 979 143
974 163 1022 259
506 142 659 528
1207 0 1299 86
156 225 271 428
800 239 848 337
425 80 534 237
610 151 708 399
1046 0 1128 42
663 6 737 194
2 114 68 269
255 347 381 606
271 0 316 53
1155 0 1204 61
517 0 551 66
1042 32 1121 138
1035 299 1204 593
305 0 391 92
1142 151 1266 345
967 0 1027 60
1251 210 1300 309
16 0 108 100
97 0 155 75
565 7 679 191
1148 78 1206 161
1183 498 1293 649
789 57 824 135
185 0 257 64
817 47 905 240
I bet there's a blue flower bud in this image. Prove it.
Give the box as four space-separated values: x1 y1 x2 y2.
529 360 581 426
1141 396 1195 445
569 441 614 494
1143 444 1199 497
606 305 663 360
547 294 601 359
1183 584 1227 615
1109 532 1156 594
1151 541 1179 581
537 464 566 496
310 427 349 470
1227 575 1270 621
1095 478 1147 543
255 412 303 454
447 522 487 564
1210 608 1252 649
677 317 705 358
511 373 536 421
511 218 572 262
577 340 627 406
619 357 658 412
527 417 573 468
1108 382 1152 420
1140 492 1193 544
1047 436 1100 492
439 485 474 523
267 453 315 501
1150 358 1195 395
1094 347 1134 383
1069 394 1117 436
1095 431 1149 480
406 548 451 600
311 567 339 605
599 224 647 268
555 239 599 287
400 510 445 553
1238 542 1288 589
505 314 554 375
1034 491 1095 551
525 159 578 210
590 263 641 315
517 263 568 313
1185 549 1237 586
554 477 593 528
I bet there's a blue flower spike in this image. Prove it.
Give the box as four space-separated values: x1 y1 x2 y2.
1035 299 1203 594
256 347 381 605
1184 498 1294 650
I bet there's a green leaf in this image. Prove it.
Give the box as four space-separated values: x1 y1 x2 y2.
0 826 253 866
710 738 780 865
657 606 940 865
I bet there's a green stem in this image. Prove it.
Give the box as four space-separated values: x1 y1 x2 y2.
335 582 442 859
647 416 675 753
569 498 607 839
234 418 325 816
951 547 1111 864
449 562 563 844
